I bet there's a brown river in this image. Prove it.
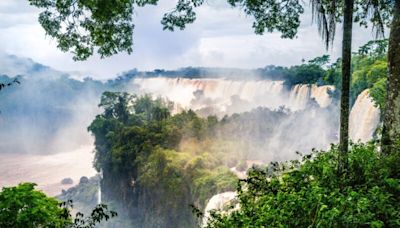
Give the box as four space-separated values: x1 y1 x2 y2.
0 145 96 196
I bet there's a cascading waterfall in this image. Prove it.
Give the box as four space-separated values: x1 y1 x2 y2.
289 84 334 110
133 78 285 109
349 89 381 142
289 84 312 110
310 85 335 108
202 191 237 227
98 169 103 204
132 78 333 114
98 183 101 204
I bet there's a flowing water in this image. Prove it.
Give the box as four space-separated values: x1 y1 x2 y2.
349 89 381 142
134 78 378 143
202 191 237 226
0 144 96 196
132 78 334 115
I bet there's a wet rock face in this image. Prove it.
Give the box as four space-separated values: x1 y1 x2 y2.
57 175 101 215
61 178 73 185
79 176 89 184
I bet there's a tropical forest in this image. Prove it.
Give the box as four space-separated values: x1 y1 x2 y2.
0 0 399 227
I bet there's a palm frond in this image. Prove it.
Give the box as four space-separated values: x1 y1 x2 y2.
311 0 338 49
367 0 387 38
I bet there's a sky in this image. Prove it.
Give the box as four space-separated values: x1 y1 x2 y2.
0 0 379 79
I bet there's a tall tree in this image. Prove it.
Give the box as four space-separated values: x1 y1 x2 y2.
309 0 354 175
338 0 354 175
382 0 400 154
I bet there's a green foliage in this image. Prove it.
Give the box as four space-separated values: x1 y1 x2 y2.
318 39 389 108
137 148 237 226
88 92 237 227
351 58 387 108
161 0 205 31
28 0 140 61
310 0 392 49
163 0 305 38
0 183 117 228
285 63 326 86
192 167 238 208
256 59 329 87
308 54 330 67
29 0 394 61
206 143 400 227
350 39 388 109
98 91 134 123
227 0 304 38
358 39 389 57
89 91 338 226
0 183 70 227
353 1 393 37
369 77 387 110
30 0 305 60
62 202 118 228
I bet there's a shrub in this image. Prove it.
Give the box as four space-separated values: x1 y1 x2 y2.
206 143 400 227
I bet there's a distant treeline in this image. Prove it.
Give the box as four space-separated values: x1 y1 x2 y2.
110 64 326 86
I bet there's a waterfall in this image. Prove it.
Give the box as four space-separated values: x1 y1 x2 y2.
202 191 237 226
98 169 103 204
289 84 334 110
349 89 380 142
310 85 335 108
132 78 333 115
98 183 101 204
289 84 312 110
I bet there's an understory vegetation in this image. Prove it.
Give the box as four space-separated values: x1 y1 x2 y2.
206 143 400 227
0 183 117 227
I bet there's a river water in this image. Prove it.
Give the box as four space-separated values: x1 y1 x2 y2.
0 144 96 196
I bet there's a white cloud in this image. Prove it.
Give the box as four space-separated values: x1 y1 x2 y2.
0 0 379 79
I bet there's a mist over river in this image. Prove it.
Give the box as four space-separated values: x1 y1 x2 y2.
0 144 96 196
0 75 379 198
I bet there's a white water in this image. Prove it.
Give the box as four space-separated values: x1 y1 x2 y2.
202 191 237 226
134 78 379 143
98 169 103 204
350 89 381 142
132 78 333 115
98 184 102 204
288 84 335 110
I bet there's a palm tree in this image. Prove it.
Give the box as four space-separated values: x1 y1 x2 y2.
311 0 353 176
338 0 354 176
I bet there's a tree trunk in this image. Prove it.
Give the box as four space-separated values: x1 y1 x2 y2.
382 0 400 155
338 0 354 176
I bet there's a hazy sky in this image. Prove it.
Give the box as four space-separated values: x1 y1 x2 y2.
0 0 379 79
